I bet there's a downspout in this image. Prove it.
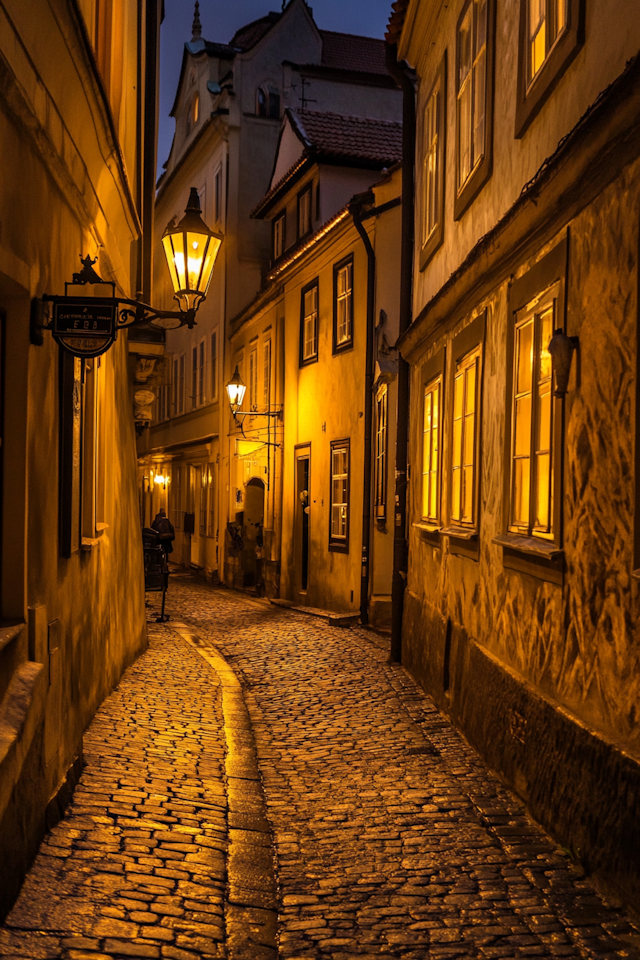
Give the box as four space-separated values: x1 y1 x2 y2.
142 0 162 302
350 200 376 626
385 44 416 663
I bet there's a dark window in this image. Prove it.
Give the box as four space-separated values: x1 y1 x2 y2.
454 0 495 219
374 386 388 519
273 212 285 260
515 0 585 137
420 54 446 271
300 280 319 366
333 256 353 352
297 185 312 240
256 88 267 116
329 440 350 552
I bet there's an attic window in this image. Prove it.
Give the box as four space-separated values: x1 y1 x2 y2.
256 85 280 119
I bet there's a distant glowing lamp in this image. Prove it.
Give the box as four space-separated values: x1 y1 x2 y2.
226 365 247 411
154 474 167 488
161 188 223 324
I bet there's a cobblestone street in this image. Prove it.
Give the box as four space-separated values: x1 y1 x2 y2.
2 574 640 960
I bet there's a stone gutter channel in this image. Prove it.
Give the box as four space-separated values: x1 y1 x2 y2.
171 622 278 960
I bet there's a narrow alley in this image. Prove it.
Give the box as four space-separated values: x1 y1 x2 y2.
2 576 639 960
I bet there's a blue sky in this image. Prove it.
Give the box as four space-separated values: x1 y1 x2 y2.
158 0 394 169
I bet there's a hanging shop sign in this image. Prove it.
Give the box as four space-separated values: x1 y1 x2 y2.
51 297 117 358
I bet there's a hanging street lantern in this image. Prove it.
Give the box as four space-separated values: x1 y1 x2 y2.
161 188 223 324
226 365 247 412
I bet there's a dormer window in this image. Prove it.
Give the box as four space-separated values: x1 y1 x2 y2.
256 85 280 119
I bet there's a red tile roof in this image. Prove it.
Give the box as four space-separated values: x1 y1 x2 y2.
295 110 402 164
319 30 388 75
385 0 411 45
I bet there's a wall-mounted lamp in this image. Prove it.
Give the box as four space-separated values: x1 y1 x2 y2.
226 365 247 413
154 474 168 488
548 328 579 397
33 188 223 357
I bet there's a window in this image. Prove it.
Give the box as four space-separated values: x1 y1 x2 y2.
455 0 494 219
193 92 199 124
420 55 446 270
297 186 312 239
333 256 353 352
451 347 480 526
515 0 584 137
329 440 350 551
177 354 185 415
300 280 318 365
257 87 267 116
422 376 442 524
214 167 222 224
273 213 285 260
495 237 567 576
192 344 204 408
510 294 555 539
257 85 280 118
249 346 258 411
374 385 388 519
268 90 280 118
210 330 218 401
263 339 272 407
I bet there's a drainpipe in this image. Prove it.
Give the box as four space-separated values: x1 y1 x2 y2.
350 199 376 626
385 44 416 663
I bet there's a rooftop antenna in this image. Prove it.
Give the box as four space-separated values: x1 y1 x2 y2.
191 0 202 41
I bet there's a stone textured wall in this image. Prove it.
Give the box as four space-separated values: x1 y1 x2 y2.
402 156 640 902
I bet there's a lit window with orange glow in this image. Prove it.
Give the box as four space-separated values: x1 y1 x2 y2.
528 0 566 85
329 440 350 551
451 347 480 526
422 376 442 524
300 280 318 365
510 295 555 538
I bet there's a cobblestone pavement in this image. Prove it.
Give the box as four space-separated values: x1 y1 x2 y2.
160 578 640 960
2 575 640 960
0 603 272 960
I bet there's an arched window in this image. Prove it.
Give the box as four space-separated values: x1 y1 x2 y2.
193 92 199 124
256 85 280 119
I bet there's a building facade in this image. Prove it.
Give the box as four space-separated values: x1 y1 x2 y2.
390 0 640 906
228 113 402 622
0 0 159 917
137 0 402 592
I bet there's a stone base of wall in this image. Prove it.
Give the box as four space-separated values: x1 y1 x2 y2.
403 589 640 913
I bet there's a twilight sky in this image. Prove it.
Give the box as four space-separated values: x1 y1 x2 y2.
158 0 394 170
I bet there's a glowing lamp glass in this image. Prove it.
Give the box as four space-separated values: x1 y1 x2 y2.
226 365 247 410
161 188 223 314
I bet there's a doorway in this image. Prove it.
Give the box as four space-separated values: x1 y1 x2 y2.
294 446 310 599
242 477 265 590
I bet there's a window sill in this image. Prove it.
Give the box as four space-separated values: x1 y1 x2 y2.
81 537 100 552
414 521 441 534
0 620 25 654
492 532 562 559
493 532 564 585
328 541 349 554
441 525 477 541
